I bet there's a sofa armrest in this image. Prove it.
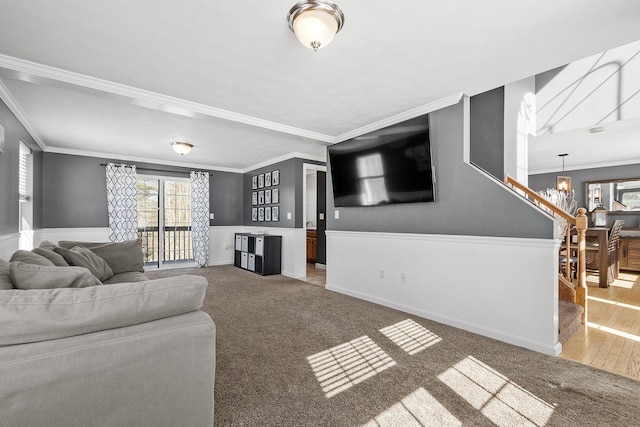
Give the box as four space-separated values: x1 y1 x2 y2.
0 311 215 427
0 275 208 346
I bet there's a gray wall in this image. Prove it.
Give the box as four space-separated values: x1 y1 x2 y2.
42 153 243 228
327 98 554 238
244 158 325 228
0 99 42 234
529 162 640 229
470 86 505 179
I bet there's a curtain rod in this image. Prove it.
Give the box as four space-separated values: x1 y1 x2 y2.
100 163 209 174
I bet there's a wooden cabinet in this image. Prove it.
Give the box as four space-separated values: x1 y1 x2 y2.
234 233 282 275
620 237 640 271
306 230 317 263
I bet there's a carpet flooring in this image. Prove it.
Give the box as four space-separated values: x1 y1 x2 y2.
147 265 640 426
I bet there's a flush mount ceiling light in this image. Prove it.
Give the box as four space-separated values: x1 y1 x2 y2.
171 141 193 156
287 0 344 51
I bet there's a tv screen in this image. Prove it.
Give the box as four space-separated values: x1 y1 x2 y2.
328 114 435 207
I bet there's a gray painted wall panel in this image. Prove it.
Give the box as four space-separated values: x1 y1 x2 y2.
470 87 505 179
41 153 243 228
327 99 553 238
529 162 640 228
244 158 324 228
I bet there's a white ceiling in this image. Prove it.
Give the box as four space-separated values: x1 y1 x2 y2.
1 1 639 172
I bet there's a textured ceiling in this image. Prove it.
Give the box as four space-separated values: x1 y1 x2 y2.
0 0 639 171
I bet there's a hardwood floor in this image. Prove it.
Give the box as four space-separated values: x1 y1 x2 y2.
301 263 326 287
562 270 640 380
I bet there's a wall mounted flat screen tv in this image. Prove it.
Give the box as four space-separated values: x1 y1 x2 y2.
328 114 435 207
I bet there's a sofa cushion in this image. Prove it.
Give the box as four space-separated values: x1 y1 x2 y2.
54 246 113 281
9 262 103 290
103 271 148 284
58 239 144 275
0 275 208 345
0 259 12 290
31 247 70 267
10 250 55 266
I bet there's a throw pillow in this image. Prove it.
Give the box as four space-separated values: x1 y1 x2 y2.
9 262 102 290
10 250 55 266
37 240 59 250
54 246 114 282
32 247 70 267
0 259 12 290
58 239 144 275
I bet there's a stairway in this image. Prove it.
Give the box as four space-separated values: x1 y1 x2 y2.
559 300 584 344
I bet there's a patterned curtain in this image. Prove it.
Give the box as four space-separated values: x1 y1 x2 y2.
105 163 138 242
191 171 210 267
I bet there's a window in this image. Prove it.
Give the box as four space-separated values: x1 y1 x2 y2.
18 141 33 249
136 176 193 267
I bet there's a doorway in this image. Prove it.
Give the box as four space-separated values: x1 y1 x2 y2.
302 164 327 281
136 175 195 269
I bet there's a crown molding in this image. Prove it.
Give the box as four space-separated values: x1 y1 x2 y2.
0 53 335 144
529 157 640 175
243 151 327 173
46 146 244 173
333 92 464 143
0 76 47 150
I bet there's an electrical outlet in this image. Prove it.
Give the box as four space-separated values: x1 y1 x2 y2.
401 273 407 283
334 210 339 219
379 269 384 279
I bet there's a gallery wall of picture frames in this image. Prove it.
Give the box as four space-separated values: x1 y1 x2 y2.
251 169 280 222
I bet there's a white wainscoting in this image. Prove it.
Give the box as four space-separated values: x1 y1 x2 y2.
36 228 111 245
18 226 305 279
0 233 20 260
326 230 561 356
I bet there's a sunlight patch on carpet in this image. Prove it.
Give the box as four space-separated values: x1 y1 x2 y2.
438 356 555 427
361 387 461 427
379 319 442 355
307 336 396 398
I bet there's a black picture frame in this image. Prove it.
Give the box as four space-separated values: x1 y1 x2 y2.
265 206 271 221
258 190 264 205
251 208 258 221
265 171 272 187
272 188 279 204
272 170 279 186
272 206 279 222
252 191 257 206
258 207 264 221
265 189 271 204
258 174 265 188
252 176 258 190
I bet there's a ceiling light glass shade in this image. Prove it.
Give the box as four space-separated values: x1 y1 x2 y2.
288 0 344 51
171 141 193 155
556 176 572 192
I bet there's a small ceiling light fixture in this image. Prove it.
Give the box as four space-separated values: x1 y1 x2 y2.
287 0 344 51
171 141 193 156
556 153 571 192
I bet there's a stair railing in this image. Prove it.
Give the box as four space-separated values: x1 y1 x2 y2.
504 175 588 322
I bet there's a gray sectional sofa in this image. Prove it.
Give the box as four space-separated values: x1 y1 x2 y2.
0 239 215 426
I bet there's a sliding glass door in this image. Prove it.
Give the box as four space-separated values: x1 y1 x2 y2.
136 176 193 268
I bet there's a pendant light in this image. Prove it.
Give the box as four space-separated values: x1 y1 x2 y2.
556 153 571 192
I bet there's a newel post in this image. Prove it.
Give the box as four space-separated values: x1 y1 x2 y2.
575 207 588 323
